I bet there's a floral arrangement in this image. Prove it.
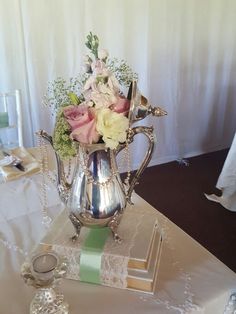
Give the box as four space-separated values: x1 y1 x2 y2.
44 32 138 159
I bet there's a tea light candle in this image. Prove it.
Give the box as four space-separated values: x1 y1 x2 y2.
0 112 9 128
31 252 58 282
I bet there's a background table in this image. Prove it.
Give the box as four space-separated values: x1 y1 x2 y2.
0 170 236 313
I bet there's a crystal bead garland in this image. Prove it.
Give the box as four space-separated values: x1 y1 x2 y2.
65 158 72 180
78 144 131 188
78 146 118 187
0 236 28 257
36 130 132 226
78 128 132 190
36 134 54 228
114 128 132 195
123 129 132 193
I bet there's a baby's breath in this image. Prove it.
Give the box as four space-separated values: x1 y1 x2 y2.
107 58 138 87
42 32 138 160
43 74 88 115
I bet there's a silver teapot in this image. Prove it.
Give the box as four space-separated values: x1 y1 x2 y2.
38 82 167 242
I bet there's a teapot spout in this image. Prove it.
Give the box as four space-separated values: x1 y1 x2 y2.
36 130 71 202
36 129 53 146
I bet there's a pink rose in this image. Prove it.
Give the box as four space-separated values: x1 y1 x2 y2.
112 97 130 116
63 105 100 144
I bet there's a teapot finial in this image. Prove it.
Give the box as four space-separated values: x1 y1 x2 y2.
127 81 167 123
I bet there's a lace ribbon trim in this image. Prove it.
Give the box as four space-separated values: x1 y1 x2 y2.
52 208 145 289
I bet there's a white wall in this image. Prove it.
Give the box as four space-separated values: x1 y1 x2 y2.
0 0 235 167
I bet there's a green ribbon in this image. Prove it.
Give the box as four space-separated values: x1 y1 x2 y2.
80 228 110 284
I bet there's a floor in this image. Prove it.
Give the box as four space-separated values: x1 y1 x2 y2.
134 149 236 273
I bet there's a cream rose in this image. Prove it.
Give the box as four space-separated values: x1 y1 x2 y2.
96 108 129 149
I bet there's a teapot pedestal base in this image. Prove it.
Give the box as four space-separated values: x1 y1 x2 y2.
69 211 123 243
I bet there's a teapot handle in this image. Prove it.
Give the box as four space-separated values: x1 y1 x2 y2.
126 126 155 203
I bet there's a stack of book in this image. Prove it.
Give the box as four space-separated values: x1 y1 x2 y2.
39 203 162 294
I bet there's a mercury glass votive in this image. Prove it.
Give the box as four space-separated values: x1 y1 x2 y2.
21 250 69 314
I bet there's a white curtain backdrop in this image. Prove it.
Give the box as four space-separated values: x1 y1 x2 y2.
0 0 236 168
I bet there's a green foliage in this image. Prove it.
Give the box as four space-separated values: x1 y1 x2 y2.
68 92 80 105
85 32 99 59
52 109 76 160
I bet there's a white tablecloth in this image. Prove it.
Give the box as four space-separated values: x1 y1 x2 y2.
206 132 236 212
0 172 236 314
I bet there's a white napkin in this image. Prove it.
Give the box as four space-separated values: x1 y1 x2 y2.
0 147 40 181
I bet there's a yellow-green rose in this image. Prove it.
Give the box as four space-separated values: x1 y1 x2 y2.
96 108 129 149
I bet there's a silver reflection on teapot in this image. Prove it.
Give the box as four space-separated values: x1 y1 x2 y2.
37 81 167 242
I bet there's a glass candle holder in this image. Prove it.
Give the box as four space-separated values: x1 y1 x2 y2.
0 112 9 128
31 251 59 284
21 250 69 314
